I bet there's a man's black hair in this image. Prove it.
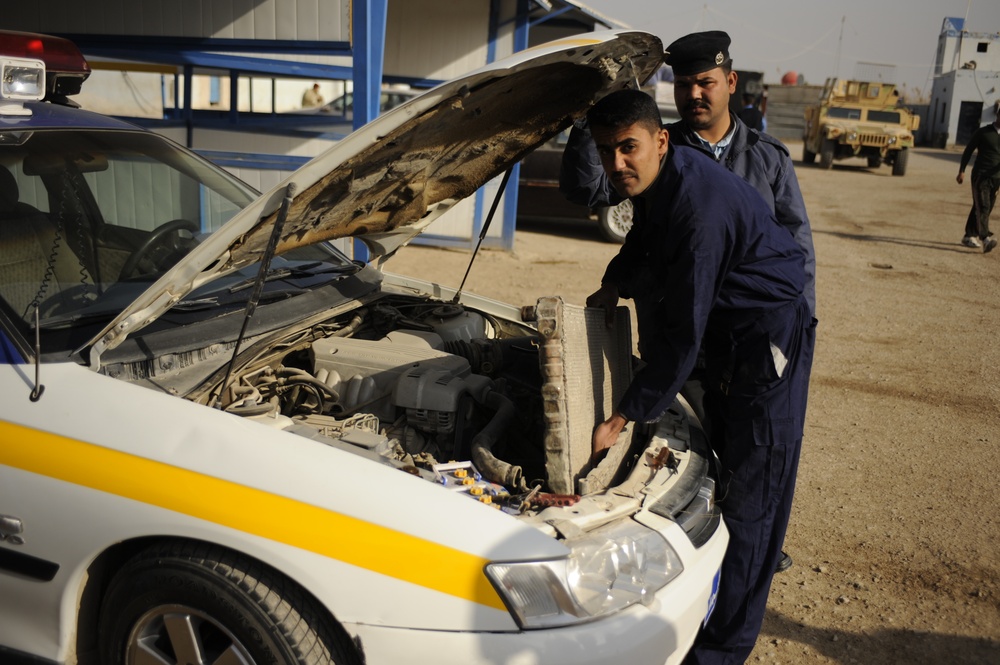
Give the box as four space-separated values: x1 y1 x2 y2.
587 89 662 133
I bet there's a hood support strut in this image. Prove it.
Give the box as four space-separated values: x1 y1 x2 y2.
451 167 513 304
215 182 297 409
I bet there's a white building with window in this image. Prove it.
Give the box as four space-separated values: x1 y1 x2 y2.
927 17 1000 147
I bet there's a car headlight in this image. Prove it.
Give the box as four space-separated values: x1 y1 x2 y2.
485 520 683 629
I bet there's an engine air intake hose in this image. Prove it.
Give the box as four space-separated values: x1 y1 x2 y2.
470 389 525 491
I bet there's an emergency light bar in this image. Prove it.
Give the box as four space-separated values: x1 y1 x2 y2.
0 30 91 100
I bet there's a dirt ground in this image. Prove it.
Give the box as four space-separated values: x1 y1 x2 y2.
388 141 1000 664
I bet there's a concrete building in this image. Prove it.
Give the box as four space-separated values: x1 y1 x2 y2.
928 17 1000 147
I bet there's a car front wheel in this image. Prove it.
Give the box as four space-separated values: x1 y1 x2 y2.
98 541 361 665
597 199 634 243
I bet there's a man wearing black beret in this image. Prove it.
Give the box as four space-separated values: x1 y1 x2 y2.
664 29 732 76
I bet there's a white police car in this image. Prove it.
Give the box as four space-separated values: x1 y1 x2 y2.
0 30 726 665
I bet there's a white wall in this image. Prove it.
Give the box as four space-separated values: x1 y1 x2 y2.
4 0 350 41
384 0 491 81
929 69 1000 146
938 31 1000 74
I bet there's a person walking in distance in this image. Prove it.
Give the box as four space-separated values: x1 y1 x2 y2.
957 105 1000 253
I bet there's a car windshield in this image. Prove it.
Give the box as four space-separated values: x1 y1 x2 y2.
0 127 357 346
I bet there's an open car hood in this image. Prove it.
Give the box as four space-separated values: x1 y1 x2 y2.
85 30 663 366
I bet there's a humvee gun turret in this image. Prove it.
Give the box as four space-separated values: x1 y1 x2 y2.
803 78 920 176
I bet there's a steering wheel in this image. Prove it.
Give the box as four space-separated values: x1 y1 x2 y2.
119 218 199 279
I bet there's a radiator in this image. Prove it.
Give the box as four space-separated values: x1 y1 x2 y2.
535 296 634 495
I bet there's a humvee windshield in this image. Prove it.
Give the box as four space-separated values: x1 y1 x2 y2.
827 108 862 120
867 110 902 123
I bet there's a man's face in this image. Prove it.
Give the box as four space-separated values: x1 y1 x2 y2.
673 67 738 131
590 121 669 198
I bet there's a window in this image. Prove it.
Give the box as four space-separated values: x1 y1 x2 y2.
828 107 862 120
867 110 901 123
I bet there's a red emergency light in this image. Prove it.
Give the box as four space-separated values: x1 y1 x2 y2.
0 30 91 97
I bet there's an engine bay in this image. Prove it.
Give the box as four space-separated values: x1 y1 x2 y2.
218 297 552 512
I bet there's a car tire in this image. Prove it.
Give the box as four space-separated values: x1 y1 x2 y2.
891 148 909 176
867 155 881 168
98 541 361 665
802 145 816 164
597 199 633 244
819 138 835 170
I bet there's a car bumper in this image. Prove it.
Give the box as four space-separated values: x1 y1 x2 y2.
349 521 728 665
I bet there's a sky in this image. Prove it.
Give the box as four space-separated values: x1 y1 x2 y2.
579 0 1000 99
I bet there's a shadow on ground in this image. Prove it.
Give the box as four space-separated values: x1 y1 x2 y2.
762 611 1000 664
814 228 975 254
796 161 890 175
913 148 965 165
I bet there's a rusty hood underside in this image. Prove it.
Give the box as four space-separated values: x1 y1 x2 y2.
87 30 664 362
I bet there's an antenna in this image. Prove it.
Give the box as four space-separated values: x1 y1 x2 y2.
835 15 845 80
29 306 44 402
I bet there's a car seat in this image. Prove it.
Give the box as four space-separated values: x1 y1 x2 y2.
0 165 90 320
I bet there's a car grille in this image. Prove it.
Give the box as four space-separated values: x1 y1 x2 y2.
858 133 889 146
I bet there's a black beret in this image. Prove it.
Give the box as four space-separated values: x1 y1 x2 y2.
664 31 732 76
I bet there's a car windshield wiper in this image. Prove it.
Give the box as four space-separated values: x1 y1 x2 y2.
169 296 222 311
227 262 361 293
37 308 120 330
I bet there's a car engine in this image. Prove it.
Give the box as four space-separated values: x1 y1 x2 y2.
222 299 549 502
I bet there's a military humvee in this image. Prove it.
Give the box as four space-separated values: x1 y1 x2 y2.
803 78 920 176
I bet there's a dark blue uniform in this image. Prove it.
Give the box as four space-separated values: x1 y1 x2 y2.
561 116 816 317
602 145 815 664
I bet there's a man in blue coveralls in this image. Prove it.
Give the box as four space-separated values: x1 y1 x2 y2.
585 89 814 664
567 29 814 577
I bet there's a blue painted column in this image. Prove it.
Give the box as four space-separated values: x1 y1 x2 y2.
183 64 194 147
352 0 388 132
352 0 388 262
500 0 532 251
469 0 531 252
